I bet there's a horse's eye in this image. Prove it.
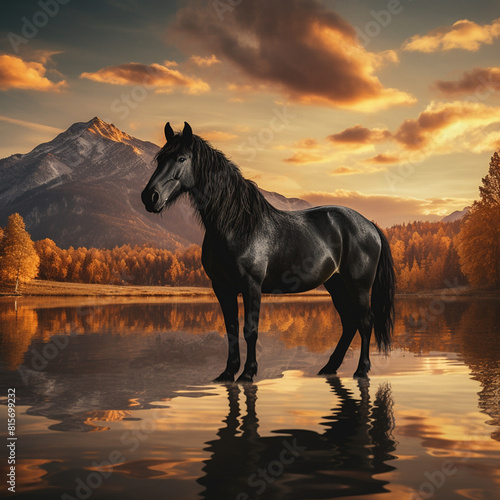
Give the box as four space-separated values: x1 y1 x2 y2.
178 157 186 163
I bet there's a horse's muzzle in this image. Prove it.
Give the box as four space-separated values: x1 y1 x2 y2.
141 188 162 213
141 180 180 213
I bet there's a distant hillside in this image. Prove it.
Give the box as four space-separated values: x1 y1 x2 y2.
0 117 310 249
441 207 469 223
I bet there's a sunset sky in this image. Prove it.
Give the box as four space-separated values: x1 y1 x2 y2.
1 0 500 226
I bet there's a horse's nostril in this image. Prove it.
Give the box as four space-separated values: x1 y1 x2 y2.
151 191 160 204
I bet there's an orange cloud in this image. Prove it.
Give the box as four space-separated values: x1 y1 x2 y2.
201 130 238 143
283 151 327 164
330 166 363 175
189 55 221 67
293 138 319 149
393 101 500 152
0 54 66 91
325 100 500 163
365 153 400 164
284 137 330 165
433 67 500 96
81 62 210 95
403 18 500 52
172 0 414 110
330 164 387 175
327 125 392 146
301 190 469 227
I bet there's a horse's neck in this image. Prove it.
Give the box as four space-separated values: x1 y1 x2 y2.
190 161 272 237
191 182 237 235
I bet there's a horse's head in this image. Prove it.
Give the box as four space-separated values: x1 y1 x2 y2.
141 122 195 213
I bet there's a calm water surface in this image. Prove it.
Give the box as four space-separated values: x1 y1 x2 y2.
0 296 499 500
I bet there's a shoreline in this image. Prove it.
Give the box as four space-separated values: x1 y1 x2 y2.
1 280 499 299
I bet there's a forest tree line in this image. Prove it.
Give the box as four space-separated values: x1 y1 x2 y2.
1 152 499 291
34 239 211 287
386 220 465 291
0 216 492 291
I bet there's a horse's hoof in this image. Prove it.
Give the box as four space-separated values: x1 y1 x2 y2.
213 372 234 383
353 370 369 379
318 366 337 376
236 373 254 383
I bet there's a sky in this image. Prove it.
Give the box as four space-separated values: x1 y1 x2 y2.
1 0 500 227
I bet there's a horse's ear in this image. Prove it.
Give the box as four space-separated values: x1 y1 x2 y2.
182 122 193 145
164 122 175 142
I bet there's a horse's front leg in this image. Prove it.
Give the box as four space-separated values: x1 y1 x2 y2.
213 285 240 382
237 280 261 383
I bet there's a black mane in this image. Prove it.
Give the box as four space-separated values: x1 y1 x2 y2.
156 134 279 237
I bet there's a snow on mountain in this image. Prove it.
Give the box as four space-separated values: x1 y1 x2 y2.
0 117 158 203
0 118 311 249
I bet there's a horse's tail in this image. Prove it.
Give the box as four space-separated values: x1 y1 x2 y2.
371 225 395 353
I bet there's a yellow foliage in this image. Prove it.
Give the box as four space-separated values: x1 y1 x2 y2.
458 204 500 287
457 151 500 288
0 213 39 290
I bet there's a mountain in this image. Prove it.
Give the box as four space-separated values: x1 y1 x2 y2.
0 117 310 249
441 207 470 223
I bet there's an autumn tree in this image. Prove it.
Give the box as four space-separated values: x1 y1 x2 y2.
0 213 40 292
36 238 63 281
386 220 464 291
457 152 500 288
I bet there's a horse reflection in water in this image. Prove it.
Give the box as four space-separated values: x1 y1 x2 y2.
198 379 396 499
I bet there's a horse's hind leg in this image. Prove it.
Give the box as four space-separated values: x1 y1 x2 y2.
213 285 240 382
319 274 374 378
319 274 358 375
352 289 374 378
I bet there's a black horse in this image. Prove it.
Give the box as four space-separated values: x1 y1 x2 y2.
141 122 395 382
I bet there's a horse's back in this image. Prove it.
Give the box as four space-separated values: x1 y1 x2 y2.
256 205 381 292
294 204 375 228
288 205 380 247
289 205 382 280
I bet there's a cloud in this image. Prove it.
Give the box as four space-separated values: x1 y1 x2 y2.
189 55 221 67
81 61 210 94
0 54 66 91
0 115 63 134
327 125 392 146
172 0 415 110
325 100 500 162
293 138 319 149
283 151 327 164
284 137 330 164
393 100 500 152
330 166 363 175
365 153 400 164
301 190 469 227
433 67 500 97
330 163 387 175
201 130 238 142
28 49 63 64
403 18 500 52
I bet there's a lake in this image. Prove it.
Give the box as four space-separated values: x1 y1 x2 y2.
0 296 499 500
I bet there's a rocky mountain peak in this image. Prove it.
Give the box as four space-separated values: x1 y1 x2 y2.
85 117 135 144
0 118 311 249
